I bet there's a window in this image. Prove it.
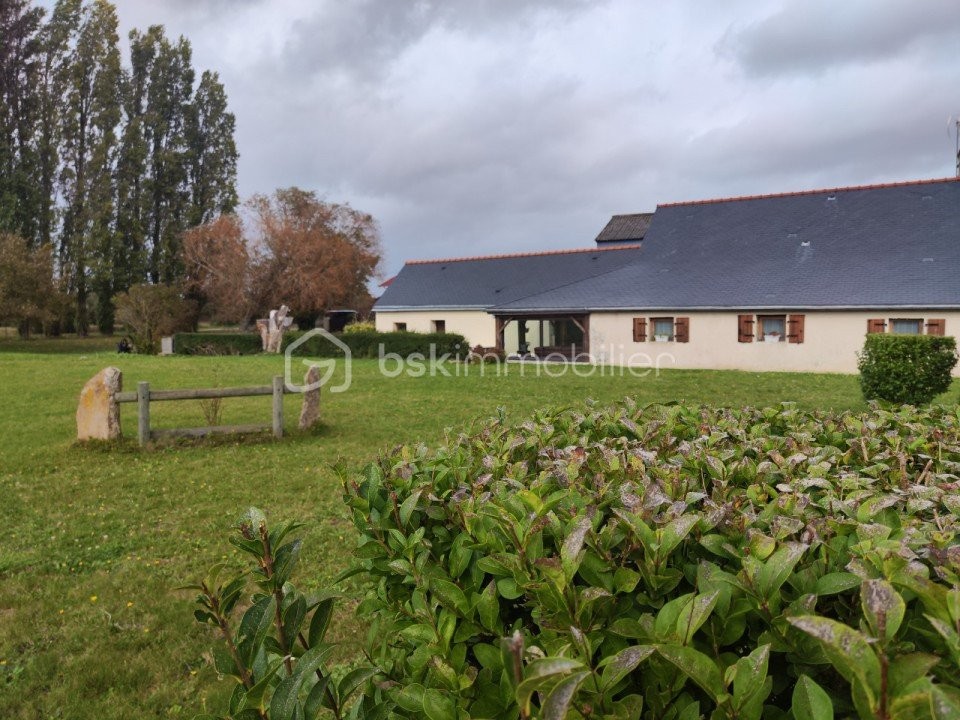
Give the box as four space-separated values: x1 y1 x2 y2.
738 314 805 343
757 314 786 342
890 318 922 335
651 317 674 341
867 318 945 336
432 320 446 333
632 316 689 343
394 322 407 331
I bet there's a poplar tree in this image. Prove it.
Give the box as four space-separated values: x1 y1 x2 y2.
186 70 238 227
58 0 120 334
141 26 194 284
0 0 44 242
35 0 81 251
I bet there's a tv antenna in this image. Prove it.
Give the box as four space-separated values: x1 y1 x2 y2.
952 116 960 177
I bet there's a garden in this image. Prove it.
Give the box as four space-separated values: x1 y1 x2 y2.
0 335 958 719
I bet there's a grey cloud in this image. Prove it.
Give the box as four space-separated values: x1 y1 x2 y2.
723 0 960 77
282 0 599 81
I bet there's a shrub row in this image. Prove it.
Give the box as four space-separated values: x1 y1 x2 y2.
858 334 957 405
173 330 467 359
173 332 263 355
339 401 960 719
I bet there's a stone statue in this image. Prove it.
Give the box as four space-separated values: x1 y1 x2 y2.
256 305 293 353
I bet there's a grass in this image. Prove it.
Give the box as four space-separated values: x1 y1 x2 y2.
0 339 956 718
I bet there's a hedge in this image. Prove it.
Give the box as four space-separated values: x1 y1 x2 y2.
173 330 467 359
858 334 957 405
173 332 262 355
339 401 960 719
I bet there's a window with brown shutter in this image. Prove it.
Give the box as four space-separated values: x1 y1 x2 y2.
674 317 689 343
867 318 886 334
737 314 754 343
787 314 805 344
632 317 647 342
926 318 946 336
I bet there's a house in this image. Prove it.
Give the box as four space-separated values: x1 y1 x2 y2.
375 177 960 373
373 245 641 354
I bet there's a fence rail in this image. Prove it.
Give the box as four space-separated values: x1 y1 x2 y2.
117 376 288 447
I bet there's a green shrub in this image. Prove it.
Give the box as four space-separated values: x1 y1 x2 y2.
340 401 960 719
174 332 263 355
858 334 957 405
115 284 196 354
342 320 376 334
173 330 467 359
186 508 379 720
282 329 467 360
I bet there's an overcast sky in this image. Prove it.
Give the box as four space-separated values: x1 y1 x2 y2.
102 0 960 276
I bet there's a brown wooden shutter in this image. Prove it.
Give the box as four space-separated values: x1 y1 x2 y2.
926 318 946 336
674 317 689 343
787 314 805 344
632 317 647 342
867 318 886 334
737 314 754 343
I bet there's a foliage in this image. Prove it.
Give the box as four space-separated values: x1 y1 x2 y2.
182 215 251 323
0 0 238 334
171 330 468 359
858 334 958 405
246 188 382 328
0 232 61 335
0 0 45 242
341 321 375 334
59 0 122 335
114 283 195 353
282 329 466 360
0 344 946 720
343 401 960 719
173 331 263 355
186 508 376 720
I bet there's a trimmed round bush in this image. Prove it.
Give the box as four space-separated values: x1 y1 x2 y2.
858 334 957 405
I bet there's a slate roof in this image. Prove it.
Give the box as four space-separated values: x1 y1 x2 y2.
594 212 654 243
374 246 643 310
492 178 960 312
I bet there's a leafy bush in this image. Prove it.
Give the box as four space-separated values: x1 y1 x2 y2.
115 284 196 354
858 334 957 405
186 508 378 720
342 321 376 334
340 401 960 719
173 329 468 359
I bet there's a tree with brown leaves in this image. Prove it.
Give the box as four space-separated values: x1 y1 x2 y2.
248 187 382 328
181 213 250 323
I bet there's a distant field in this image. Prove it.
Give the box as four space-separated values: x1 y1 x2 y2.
0 339 955 718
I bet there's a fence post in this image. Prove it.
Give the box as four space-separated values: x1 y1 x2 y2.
137 381 150 447
272 376 284 439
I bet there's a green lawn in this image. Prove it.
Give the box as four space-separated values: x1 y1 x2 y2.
0 340 955 718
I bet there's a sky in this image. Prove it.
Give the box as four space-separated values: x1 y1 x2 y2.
97 0 960 275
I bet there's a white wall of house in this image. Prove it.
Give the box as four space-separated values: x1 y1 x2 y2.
375 310 496 346
589 311 960 375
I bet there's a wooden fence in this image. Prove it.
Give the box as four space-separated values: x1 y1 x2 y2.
116 376 288 447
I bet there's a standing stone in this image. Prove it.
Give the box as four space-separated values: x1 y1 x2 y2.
298 365 321 430
77 367 122 441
